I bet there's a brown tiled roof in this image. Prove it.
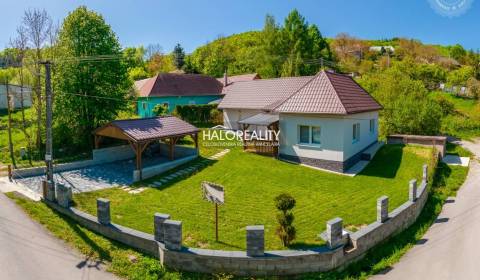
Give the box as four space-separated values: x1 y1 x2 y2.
134 73 223 97
104 116 199 142
218 70 382 115
275 71 382 114
218 76 313 110
217 73 261 86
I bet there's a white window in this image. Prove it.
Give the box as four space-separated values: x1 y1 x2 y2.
142 102 147 110
298 125 321 145
369 119 375 133
353 123 360 143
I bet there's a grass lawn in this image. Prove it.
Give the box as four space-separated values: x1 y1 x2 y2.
7 143 469 279
73 144 433 250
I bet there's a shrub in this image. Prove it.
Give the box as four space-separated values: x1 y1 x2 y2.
173 104 220 124
274 193 296 246
434 95 455 116
152 104 168 116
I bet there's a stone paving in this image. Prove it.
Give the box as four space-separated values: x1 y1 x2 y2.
15 155 172 194
124 149 231 195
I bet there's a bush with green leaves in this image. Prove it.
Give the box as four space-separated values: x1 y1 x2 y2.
274 193 296 247
173 104 219 124
152 104 168 116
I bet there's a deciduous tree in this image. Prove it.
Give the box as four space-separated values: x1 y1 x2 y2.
53 6 131 148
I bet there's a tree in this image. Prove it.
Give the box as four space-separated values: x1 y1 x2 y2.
358 65 443 136
0 69 18 167
22 8 53 149
123 46 148 80
449 44 467 63
274 193 296 247
447 65 474 87
53 6 131 149
10 26 33 164
172 43 185 70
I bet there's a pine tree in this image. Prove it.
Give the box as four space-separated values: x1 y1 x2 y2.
173 43 185 70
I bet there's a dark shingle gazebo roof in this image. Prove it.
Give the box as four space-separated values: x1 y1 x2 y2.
94 116 199 142
93 116 200 181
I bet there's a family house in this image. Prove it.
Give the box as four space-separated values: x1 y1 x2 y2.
218 70 383 173
135 73 224 117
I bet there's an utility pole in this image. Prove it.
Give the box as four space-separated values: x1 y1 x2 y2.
40 61 53 182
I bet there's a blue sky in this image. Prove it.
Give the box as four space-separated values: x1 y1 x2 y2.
1 0 479 52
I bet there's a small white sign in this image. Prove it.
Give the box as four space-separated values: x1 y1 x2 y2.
45 154 52 161
201 182 225 204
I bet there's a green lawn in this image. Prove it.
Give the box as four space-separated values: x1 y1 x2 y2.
73 144 433 250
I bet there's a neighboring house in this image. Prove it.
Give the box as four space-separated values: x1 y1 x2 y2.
369 46 395 53
217 73 261 87
135 73 224 117
0 84 32 109
218 70 382 173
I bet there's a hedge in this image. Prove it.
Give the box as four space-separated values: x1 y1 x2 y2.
173 104 222 124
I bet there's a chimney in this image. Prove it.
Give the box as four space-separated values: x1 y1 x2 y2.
223 67 228 86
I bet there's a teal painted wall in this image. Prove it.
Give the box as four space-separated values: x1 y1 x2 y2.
137 95 221 117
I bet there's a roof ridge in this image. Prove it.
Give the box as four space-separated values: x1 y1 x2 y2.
270 71 329 112
323 71 348 114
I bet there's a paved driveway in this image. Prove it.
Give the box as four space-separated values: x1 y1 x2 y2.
0 192 116 280
373 139 480 280
15 155 171 194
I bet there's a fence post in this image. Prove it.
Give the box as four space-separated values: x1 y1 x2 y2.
43 180 56 202
246 225 265 257
377 196 389 223
326 217 343 249
154 213 171 243
97 198 111 225
422 164 428 183
55 184 72 208
409 179 418 202
163 220 182 250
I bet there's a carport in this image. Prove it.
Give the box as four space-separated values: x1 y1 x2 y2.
94 116 199 180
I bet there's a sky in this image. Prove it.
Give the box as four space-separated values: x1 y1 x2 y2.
1 0 479 52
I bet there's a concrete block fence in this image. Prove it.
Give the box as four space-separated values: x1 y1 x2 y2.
42 164 431 276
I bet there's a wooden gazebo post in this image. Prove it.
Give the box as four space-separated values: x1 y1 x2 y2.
192 133 199 153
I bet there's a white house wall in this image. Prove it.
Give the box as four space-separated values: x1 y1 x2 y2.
223 108 262 130
278 113 345 162
342 111 378 161
0 85 32 109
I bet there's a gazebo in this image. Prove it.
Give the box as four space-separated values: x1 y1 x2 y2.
93 116 200 179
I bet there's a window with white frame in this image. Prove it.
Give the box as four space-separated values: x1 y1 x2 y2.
142 102 147 110
353 123 360 143
298 125 321 145
369 119 375 133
